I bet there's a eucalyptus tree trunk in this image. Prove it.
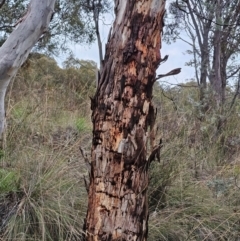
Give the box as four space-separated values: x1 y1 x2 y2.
209 0 223 106
93 7 103 72
0 0 56 136
84 0 166 240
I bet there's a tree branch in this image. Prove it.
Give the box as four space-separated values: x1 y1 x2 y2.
155 68 181 80
0 0 5 9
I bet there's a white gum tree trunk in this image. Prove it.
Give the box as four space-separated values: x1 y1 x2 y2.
0 0 56 135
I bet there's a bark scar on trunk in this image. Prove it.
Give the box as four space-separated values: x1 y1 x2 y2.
84 1 166 240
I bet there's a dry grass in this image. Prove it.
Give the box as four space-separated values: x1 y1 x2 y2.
148 82 240 240
0 54 93 240
1 55 240 240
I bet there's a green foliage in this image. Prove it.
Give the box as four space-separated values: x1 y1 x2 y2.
0 0 103 55
0 0 26 37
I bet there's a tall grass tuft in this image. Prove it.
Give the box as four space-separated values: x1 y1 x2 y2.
1 151 87 241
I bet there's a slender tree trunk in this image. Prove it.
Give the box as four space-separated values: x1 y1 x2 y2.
93 9 103 72
209 0 223 106
0 0 56 136
210 42 222 105
84 0 166 240
199 52 208 102
221 61 227 103
199 41 209 113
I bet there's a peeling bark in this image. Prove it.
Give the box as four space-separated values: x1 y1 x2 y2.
0 0 56 136
84 1 166 240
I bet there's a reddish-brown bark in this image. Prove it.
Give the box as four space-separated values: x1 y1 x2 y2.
84 1 166 240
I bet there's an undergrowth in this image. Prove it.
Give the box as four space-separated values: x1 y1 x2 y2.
0 54 93 240
148 82 240 240
1 54 240 240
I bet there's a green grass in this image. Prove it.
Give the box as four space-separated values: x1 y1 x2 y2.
0 169 19 193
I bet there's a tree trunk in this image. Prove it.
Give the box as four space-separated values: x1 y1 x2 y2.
209 0 223 106
93 9 103 72
84 1 165 240
221 61 227 103
199 51 208 104
0 0 56 136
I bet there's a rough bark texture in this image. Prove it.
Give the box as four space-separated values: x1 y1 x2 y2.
0 0 56 136
84 0 165 240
